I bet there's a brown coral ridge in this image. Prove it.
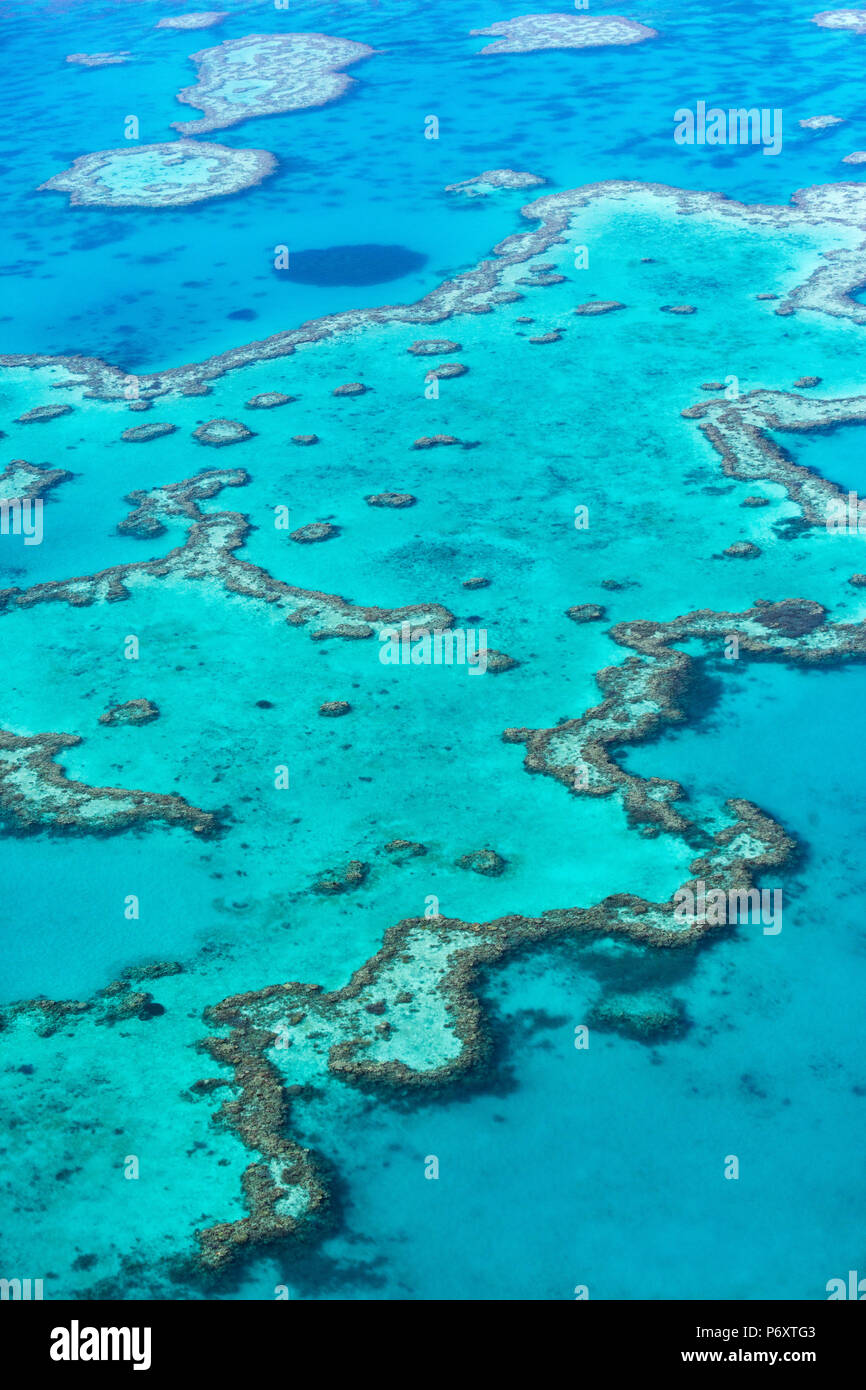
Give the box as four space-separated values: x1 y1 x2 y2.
194 794 793 1268
682 386 866 526
16 404 73 423
313 859 369 894
118 468 247 538
0 729 221 838
407 339 461 355
195 1026 329 1270
121 423 177 443
587 992 687 1040
245 392 295 409
574 300 625 316
365 492 415 508
98 698 160 726
332 382 368 397
425 361 468 380
566 602 606 623
0 459 73 502
1 961 182 1037
10 178 866 400
192 418 254 447
289 521 339 544
0 469 455 644
457 847 506 876
507 597 864 839
722 542 761 558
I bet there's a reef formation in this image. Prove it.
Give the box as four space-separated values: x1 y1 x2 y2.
9 177 866 399
172 33 375 136
5 165 866 1293
470 14 658 54
39 142 277 209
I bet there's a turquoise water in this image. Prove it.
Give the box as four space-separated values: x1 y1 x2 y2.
2 0 866 1301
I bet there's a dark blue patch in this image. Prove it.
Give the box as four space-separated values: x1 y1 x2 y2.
275 243 427 287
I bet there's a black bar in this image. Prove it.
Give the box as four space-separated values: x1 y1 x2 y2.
3 1299 861 1376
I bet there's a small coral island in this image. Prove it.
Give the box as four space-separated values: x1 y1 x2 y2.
470 14 658 53
39 141 277 208
156 12 227 30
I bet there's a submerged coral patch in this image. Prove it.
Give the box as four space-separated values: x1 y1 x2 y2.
574 300 626 315
332 382 368 396
66 52 130 67
98 699 159 726
156 12 226 30
0 731 220 838
121 422 177 443
39 141 277 208
470 14 658 53
445 168 547 197
425 362 468 380
811 10 866 32
191 418 254 447
799 113 845 128
16 404 72 423
366 492 416 508
408 339 462 355
245 392 295 409
290 521 339 544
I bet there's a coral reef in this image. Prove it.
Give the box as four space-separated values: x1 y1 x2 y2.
722 541 761 557
318 700 351 717
195 784 791 1265
574 300 626 315
66 52 130 67
245 392 295 409
156 12 226 30
0 469 454 644
684 386 866 525
14 178 866 400
16 404 72 423
445 169 546 197
457 848 507 876
192 418 254 448
470 15 658 54
566 603 606 623
98 699 160 727
812 10 866 33
289 521 339 544
0 731 220 838
39 142 276 209
425 362 468 379
799 114 845 129
172 33 375 136
407 339 462 355
365 492 416 508
121 423 177 443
